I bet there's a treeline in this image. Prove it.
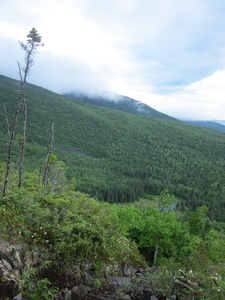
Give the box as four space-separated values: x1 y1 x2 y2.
1 75 225 221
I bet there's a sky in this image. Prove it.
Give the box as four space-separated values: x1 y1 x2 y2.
1 0 225 120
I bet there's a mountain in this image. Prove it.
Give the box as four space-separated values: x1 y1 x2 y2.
183 120 225 132
1 74 225 222
214 120 225 126
64 91 178 121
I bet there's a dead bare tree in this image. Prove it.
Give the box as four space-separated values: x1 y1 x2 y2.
17 63 27 188
42 123 55 187
3 28 43 197
2 103 10 139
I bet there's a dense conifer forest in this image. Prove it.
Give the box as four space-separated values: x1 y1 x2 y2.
1 74 225 222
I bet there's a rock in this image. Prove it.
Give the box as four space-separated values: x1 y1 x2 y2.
13 293 22 300
1 258 12 271
143 288 152 293
83 271 94 286
137 268 145 274
0 275 20 299
151 296 159 300
78 283 92 297
65 290 72 300
58 288 72 300
80 262 94 271
104 263 120 277
0 240 22 272
71 290 81 300
0 241 22 299
136 272 144 277
72 285 79 292
109 276 131 286
123 266 137 277
149 266 160 273
123 294 131 300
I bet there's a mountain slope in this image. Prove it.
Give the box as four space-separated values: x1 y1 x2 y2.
183 120 225 132
64 91 178 121
1 74 225 221
216 120 225 126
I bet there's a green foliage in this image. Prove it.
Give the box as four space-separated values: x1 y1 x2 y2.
16 133 24 146
113 203 199 264
113 198 225 270
93 278 102 290
156 189 176 209
147 269 175 297
1 163 225 299
1 75 225 221
188 205 210 237
0 163 145 268
0 203 27 241
19 27 43 64
22 277 58 300
206 230 225 262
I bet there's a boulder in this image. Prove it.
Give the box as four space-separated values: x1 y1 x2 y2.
108 276 131 286
0 241 23 298
83 271 94 286
77 283 92 297
13 293 22 300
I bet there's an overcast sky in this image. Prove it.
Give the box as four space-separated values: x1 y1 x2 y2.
1 0 225 120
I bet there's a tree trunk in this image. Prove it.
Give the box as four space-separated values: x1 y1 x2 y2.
42 123 54 187
18 94 27 188
152 247 158 267
3 85 24 197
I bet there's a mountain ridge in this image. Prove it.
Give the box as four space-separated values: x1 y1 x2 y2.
183 120 225 132
65 91 225 133
64 91 179 121
1 74 225 221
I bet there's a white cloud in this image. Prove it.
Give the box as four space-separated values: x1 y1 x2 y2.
137 71 225 120
1 0 225 120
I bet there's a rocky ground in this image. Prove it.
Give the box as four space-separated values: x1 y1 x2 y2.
0 240 183 300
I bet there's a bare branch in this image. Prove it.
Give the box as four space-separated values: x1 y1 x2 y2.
17 61 23 82
43 123 55 187
3 103 10 138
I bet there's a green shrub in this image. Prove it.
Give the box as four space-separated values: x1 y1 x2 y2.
1 166 145 268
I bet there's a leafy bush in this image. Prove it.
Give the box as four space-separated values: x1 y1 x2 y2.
0 163 145 268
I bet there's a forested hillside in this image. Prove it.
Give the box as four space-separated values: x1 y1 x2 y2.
183 120 225 132
65 91 178 121
1 75 225 222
